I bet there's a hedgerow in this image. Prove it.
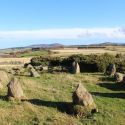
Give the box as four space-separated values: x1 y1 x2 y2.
30 53 125 73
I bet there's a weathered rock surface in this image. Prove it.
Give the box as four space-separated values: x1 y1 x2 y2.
25 64 40 77
30 67 40 78
109 64 116 76
72 83 97 117
114 72 124 83
7 77 25 100
0 82 3 89
73 83 95 106
72 61 80 74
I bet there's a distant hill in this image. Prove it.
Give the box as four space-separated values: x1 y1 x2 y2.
27 43 64 49
90 42 125 46
0 42 125 53
0 43 64 53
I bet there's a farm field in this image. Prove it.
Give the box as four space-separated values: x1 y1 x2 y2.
0 57 31 69
50 46 125 56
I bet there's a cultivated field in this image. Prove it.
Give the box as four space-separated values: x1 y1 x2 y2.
0 57 31 69
51 46 125 56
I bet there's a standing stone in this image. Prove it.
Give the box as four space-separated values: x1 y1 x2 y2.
73 83 95 106
114 72 124 83
72 61 80 74
72 83 97 116
26 64 40 77
0 82 3 89
7 77 25 100
30 67 40 78
109 64 116 76
106 64 116 76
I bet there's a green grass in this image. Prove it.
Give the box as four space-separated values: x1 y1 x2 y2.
0 72 125 125
20 50 49 57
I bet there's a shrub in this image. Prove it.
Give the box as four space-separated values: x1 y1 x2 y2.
96 53 115 72
30 53 125 73
31 56 51 66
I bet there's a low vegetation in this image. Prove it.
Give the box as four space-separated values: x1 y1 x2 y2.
0 48 125 125
31 53 125 73
20 50 49 57
0 72 125 125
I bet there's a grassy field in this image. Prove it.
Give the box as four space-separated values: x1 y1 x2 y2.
20 50 49 57
0 50 48 69
50 46 125 56
0 57 31 69
0 47 125 124
0 72 125 125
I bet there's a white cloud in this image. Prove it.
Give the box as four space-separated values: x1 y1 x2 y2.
0 28 125 40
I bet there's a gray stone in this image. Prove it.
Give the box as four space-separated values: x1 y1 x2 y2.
72 83 97 117
7 77 25 99
30 67 40 78
72 61 80 74
114 72 124 83
109 64 116 76
73 83 95 106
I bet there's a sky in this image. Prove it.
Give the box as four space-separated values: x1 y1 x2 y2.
0 0 125 48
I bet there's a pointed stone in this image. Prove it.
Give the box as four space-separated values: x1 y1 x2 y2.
108 64 116 76
73 83 94 106
110 64 116 76
30 67 40 78
72 61 80 74
7 77 25 100
72 83 97 117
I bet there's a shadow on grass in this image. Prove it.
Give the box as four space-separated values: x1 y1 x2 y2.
28 99 73 114
98 82 125 91
91 92 125 99
100 76 114 82
0 95 6 100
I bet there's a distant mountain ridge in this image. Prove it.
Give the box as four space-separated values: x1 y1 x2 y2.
89 42 125 46
27 43 64 48
1 42 125 51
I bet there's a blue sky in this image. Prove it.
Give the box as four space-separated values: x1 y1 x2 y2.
0 0 125 48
